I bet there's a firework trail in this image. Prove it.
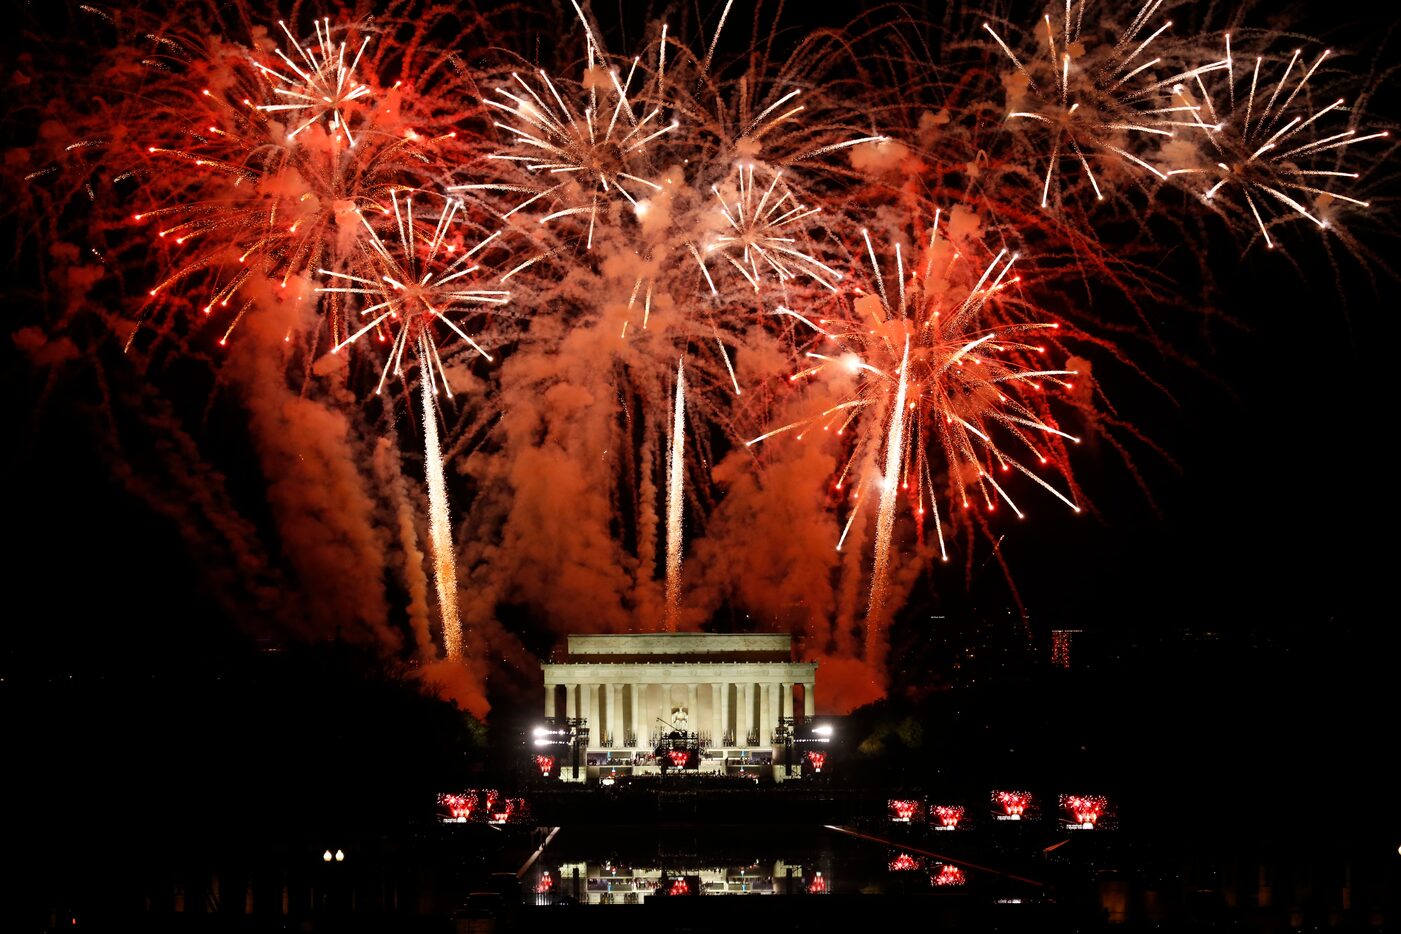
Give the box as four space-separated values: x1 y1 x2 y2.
0 4 525 703
421 364 461 659
316 190 516 659
665 359 686 631
869 336 909 631
462 4 859 634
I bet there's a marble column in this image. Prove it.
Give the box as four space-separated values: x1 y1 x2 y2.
609 684 622 748
632 684 646 747
544 683 556 719
686 684 699 734
779 681 791 721
720 682 731 745
741 683 754 744
803 681 816 718
643 682 653 743
565 683 577 719
581 683 594 741
759 683 768 742
630 686 641 744
756 680 767 744
711 684 723 745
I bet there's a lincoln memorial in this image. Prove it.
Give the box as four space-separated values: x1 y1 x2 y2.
539 633 818 781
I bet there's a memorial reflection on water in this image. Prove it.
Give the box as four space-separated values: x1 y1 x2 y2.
531 858 821 904
521 824 1012 905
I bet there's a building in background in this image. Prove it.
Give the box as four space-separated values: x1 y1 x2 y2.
538 633 820 782
1051 629 1081 669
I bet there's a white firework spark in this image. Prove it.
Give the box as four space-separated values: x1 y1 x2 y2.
985 0 1224 205
1169 37 1388 247
691 162 843 294
254 18 372 146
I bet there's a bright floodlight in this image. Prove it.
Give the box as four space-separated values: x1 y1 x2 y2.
322 850 333 863
813 725 834 736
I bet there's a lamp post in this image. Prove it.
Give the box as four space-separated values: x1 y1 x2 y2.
317 847 347 916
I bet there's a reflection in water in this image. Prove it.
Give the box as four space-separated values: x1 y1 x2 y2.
534 858 815 903
524 824 1013 904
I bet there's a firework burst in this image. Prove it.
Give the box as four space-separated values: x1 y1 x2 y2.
9 0 1393 713
1164 37 1389 248
317 190 515 659
472 32 676 249
984 0 1222 206
750 210 1083 648
319 191 509 391
254 18 372 147
690 162 843 295
124 15 470 353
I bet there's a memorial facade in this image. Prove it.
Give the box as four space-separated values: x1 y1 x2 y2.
539 633 818 780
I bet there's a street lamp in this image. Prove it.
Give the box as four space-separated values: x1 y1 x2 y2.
317 847 348 916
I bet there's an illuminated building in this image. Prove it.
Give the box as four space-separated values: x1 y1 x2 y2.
539 633 819 782
1051 629 1081 669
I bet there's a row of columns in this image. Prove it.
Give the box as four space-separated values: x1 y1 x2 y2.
543 680 816 748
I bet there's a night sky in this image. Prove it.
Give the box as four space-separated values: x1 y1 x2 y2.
2 0 1397 698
